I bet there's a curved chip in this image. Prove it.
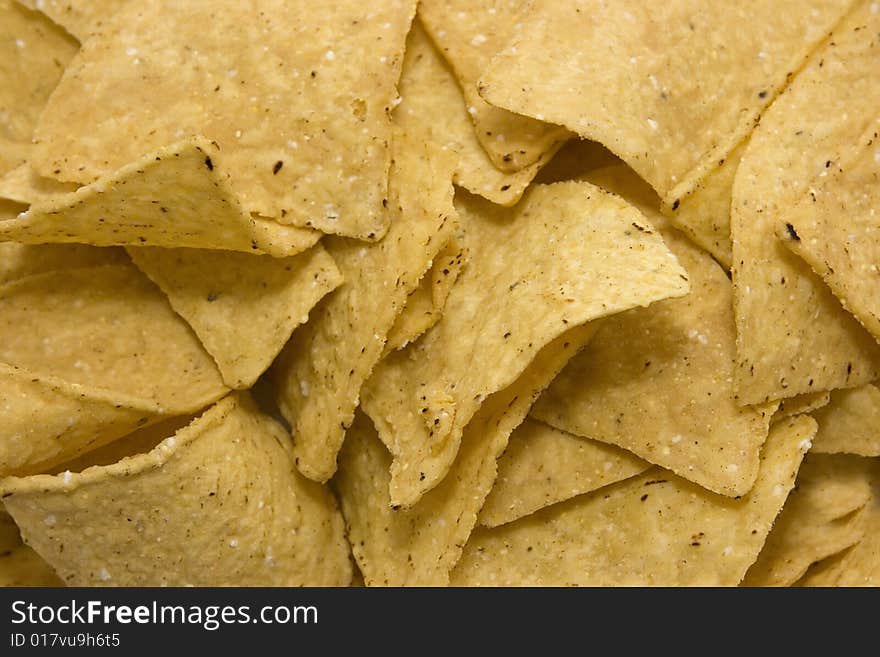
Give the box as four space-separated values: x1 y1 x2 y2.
338 323 597 586
0 162 78 204
812 385 880 457
0 0 78 176
0 242 127 285
30 0 417 238
273 133 458 483
15 0 129 41
384 236 466 354
1 393 352 586
478 419 648 528
731 3 880 405
418 0 571 171
772 391 832 423
396 21 551 207
450 416 815 586
0 263 227 474
362 181 688 508
129 245 343 389
478 0 853 206
1 138 320 256
743 454 871 587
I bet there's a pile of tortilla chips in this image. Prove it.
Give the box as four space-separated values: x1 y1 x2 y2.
1 0 878 587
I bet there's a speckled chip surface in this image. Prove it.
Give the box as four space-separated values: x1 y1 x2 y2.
30 0 416 239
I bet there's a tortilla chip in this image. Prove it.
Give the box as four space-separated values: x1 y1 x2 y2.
273 134 458 483
418 0 571 171
0 0 77 176
1 138 320 256
780 122 880 342
532 168 773 496
384 237 466 353
478 419 648 528
797 458 880 586
0 544 63 586
743 454 871 586
337 323 596 586
0 242 128 285
0 509 18 551
450 416 815 586
812 385 880 457
731 4 880 405
397 21 550 206
15 0 129 41
0 363 164 477
129 245 342 389
1 393 352 586
773 391 832 423
30 0 416 239
478 0 853 207
663 140 747 269
362 182 688 507
0 162 78 204
0 262 226 410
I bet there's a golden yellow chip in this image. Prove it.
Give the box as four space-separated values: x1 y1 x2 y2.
0 162 77 204
273 133 458 483
812 385 880 457
731 3 880 405
797 458 880 586
0 544 63 587
772 391 832 423
743 454 871 587
1 393 351 586
532 168 773 496
479 419 648 528
129 245 342 389
362 181 688 508
397 21 551 206
384 237 466 354
450 416 815 586
337 323 596 586
418 0 571 171
16 0 128 41
1 138 320 256
0 0 77 177
0 242 127 285
31 0 417 239
478 0 852 206
779 122 880 342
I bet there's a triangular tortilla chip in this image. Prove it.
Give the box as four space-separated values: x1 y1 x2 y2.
743 454 871 586
0 0 77 176
0 363 162 477
362 181 688 507
0 162 77 204
478 419 648 528
384 236 466 354
273 133 458 483
397 21 550 206
337 323 596 586
15 0 129 41
811 385 880 457
532 167 773 496
773 391 832 423
129 245 342 389
418 0 571 171
663 139 747 269
779 122 880 341
0 242 127 285
478 0 852 207
731 4 880 405
1 138 320 256
0 263 227 410
797 458 880 586
30 0 417 238
450 416 815 586
1 393 351 586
